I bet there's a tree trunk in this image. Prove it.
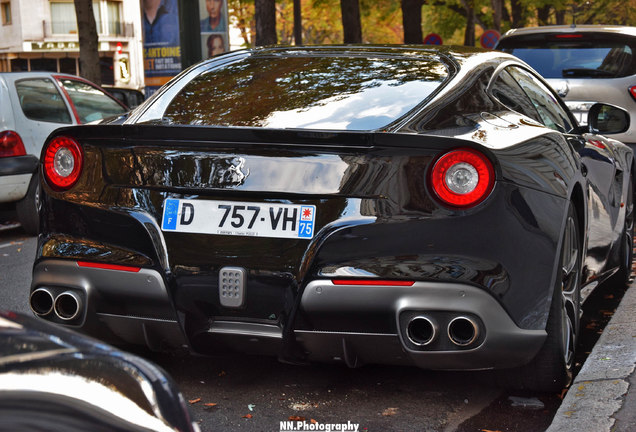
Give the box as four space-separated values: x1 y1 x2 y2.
340 0 362 43
255 0 277 46
510 0 524 28
293 0 302 45
463 0 475 46
401 0 423 44
491 0 502 31
74 0 100 85
538 5 550 25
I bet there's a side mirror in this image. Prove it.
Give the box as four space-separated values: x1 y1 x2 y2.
587 103 630 135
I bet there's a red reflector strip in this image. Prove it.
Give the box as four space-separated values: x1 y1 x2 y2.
77 261 141 272
332 279 415 286
555 34 583 38
629 86 636 102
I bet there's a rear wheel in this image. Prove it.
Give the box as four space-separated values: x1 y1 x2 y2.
495 203 581 392
16 172 40 236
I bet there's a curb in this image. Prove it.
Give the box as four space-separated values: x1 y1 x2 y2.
546 282 636 431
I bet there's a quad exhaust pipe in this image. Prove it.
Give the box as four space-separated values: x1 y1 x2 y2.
54 291 83 321
30 288 55 316
29 288 83 321
447 316 479 347
406 316 438 346
404 314 481 348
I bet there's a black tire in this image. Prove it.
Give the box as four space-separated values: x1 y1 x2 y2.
609 176 634 288
495 203 581 392
16 172 40 236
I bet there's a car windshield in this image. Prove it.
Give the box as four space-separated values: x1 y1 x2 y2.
163 54 449 130
499 36 636 79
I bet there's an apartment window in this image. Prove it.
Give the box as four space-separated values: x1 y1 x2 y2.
106 1 122 35
1 1 11 25
50 1 101 34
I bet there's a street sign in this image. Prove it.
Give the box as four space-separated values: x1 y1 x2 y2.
424 33 443 45
480 30 501 49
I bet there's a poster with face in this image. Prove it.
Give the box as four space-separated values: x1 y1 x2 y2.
141 0 182 96
203 33 226 58
199 0 229 59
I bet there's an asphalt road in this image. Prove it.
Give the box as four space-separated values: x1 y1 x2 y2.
3 221 623 432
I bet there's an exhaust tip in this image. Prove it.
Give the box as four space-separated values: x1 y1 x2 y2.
54 291 82 321
30 288 55 316
447 316 479 347
406 316 438 346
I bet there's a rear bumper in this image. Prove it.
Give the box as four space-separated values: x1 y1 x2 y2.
31 259 546 370
30 260 187 350
296 280 546 370
0 155 37 203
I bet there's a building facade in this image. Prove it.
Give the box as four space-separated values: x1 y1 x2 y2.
0 0 144 91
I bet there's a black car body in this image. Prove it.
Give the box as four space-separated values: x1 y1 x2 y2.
0 310 198 432
30 46 634 391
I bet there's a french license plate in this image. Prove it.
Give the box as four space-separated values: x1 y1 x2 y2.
161 199 316 239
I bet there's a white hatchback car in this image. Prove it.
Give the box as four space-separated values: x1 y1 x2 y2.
0 72 127 234
496 25 636 151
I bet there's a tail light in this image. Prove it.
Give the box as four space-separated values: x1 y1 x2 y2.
43 136 83 190
629 86 636 102
0 131 26 157
429 148 495 208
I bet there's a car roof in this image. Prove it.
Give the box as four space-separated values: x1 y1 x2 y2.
0 71 88 84
502 24 636 38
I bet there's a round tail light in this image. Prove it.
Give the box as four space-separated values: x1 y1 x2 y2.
43 136 83 190
429 148 495 208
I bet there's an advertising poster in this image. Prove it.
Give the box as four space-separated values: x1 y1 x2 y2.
141 0 182 97
199 0 229 59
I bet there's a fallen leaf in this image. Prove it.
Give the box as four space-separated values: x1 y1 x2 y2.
289 416 305 421
310 419 318 424
382 407 399 416
558 388 568 400
480 429 502 432
604 294 614 299
204 403 217 407
189 398 201 404
242 414 252 419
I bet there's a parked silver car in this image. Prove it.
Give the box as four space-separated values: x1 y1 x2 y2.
496 25 636 151
0 72 127 234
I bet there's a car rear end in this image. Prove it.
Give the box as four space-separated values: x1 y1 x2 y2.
0 75 38 215
496 25 636 148
30 48 571 371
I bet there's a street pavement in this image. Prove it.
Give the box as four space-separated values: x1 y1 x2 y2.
547 279 636 431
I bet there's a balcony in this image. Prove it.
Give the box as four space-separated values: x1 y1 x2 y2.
43 20 135 38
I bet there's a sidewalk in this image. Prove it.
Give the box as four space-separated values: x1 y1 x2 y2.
546 281 636 431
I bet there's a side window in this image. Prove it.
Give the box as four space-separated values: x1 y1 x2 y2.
506 66 575 133
491 69 542 122
59 78 127 123
15 78 72 124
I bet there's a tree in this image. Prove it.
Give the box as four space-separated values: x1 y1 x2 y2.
74 0 100 84
255 0 277 46
293 0 302 45
340 0 362 43
401 0 423 43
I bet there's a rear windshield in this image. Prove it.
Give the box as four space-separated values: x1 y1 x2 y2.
163 55 449 130
498 34 636 79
